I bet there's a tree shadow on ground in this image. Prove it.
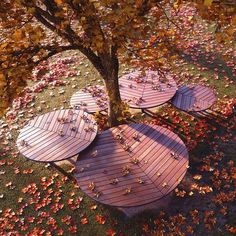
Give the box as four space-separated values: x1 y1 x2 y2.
178 45 235 81
107 108 236 235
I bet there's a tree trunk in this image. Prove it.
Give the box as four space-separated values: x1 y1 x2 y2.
98 47 125 127
103 74 123 127
82 46 123 127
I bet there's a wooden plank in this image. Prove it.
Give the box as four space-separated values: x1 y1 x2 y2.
130 127 172 160
76 167 145 185
138 133 181 173
23 134 76 158
17 109 98 162
82 183 162 205
42 140 90 162
41 111 55 130
171 84 216 111
70 85 108 113
149 145 188 182
119 70 177 109
17 125 42 140
75 123 189 207
17 128 57 153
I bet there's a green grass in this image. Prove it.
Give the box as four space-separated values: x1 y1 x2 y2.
0 29 236 236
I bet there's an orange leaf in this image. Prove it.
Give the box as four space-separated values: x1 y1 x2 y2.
55 0 63 4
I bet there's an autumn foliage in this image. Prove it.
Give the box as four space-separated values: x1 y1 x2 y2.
0 1 235 233
0 0 235 125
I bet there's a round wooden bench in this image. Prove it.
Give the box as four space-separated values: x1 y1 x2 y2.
171 84 217 112
17 109 98 162
70 85 108 113
75 123 189 215
119 71 177 109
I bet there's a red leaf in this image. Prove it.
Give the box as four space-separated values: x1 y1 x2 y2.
106 229 116 236
95 214 106 225
81 218 88 225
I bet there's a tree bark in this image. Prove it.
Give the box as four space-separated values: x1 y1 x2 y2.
97 48 125 127
103 74 123 127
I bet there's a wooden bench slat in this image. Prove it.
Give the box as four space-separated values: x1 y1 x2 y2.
119 70 177 109
17 109 98 162
171 84 216 111
70 85 108 113
75 123 189 207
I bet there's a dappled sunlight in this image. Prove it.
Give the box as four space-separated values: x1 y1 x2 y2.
0 1 235 235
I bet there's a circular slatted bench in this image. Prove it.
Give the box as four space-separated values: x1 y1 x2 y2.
70 85 108 113
75 123 189 216
119 70 177 109
171 84 217 112
17 109 98 162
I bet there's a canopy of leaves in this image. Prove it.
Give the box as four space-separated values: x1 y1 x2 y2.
0 0 235 115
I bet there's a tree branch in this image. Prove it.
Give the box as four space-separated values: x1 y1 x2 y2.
156 2 182 30
35 6 58 24
34 11 58 33
43 0 58 15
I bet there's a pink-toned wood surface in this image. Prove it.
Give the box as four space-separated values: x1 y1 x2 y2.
119 71 177 109
171 84 217 112
17 109 98 162
70 85 108 113
75 123 189 207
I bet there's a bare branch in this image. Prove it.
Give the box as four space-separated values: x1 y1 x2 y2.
156 3 182 30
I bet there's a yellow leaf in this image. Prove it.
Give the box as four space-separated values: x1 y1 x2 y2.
13 29 24 40
0 43 8 49
174 0 182 9
94 2 100 8
204 0 213 6
27 7 35 14
117 117 123 122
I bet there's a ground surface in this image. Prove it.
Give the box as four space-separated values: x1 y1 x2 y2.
0 5 236 236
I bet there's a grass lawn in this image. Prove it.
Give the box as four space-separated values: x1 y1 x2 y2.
0 17 236 236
